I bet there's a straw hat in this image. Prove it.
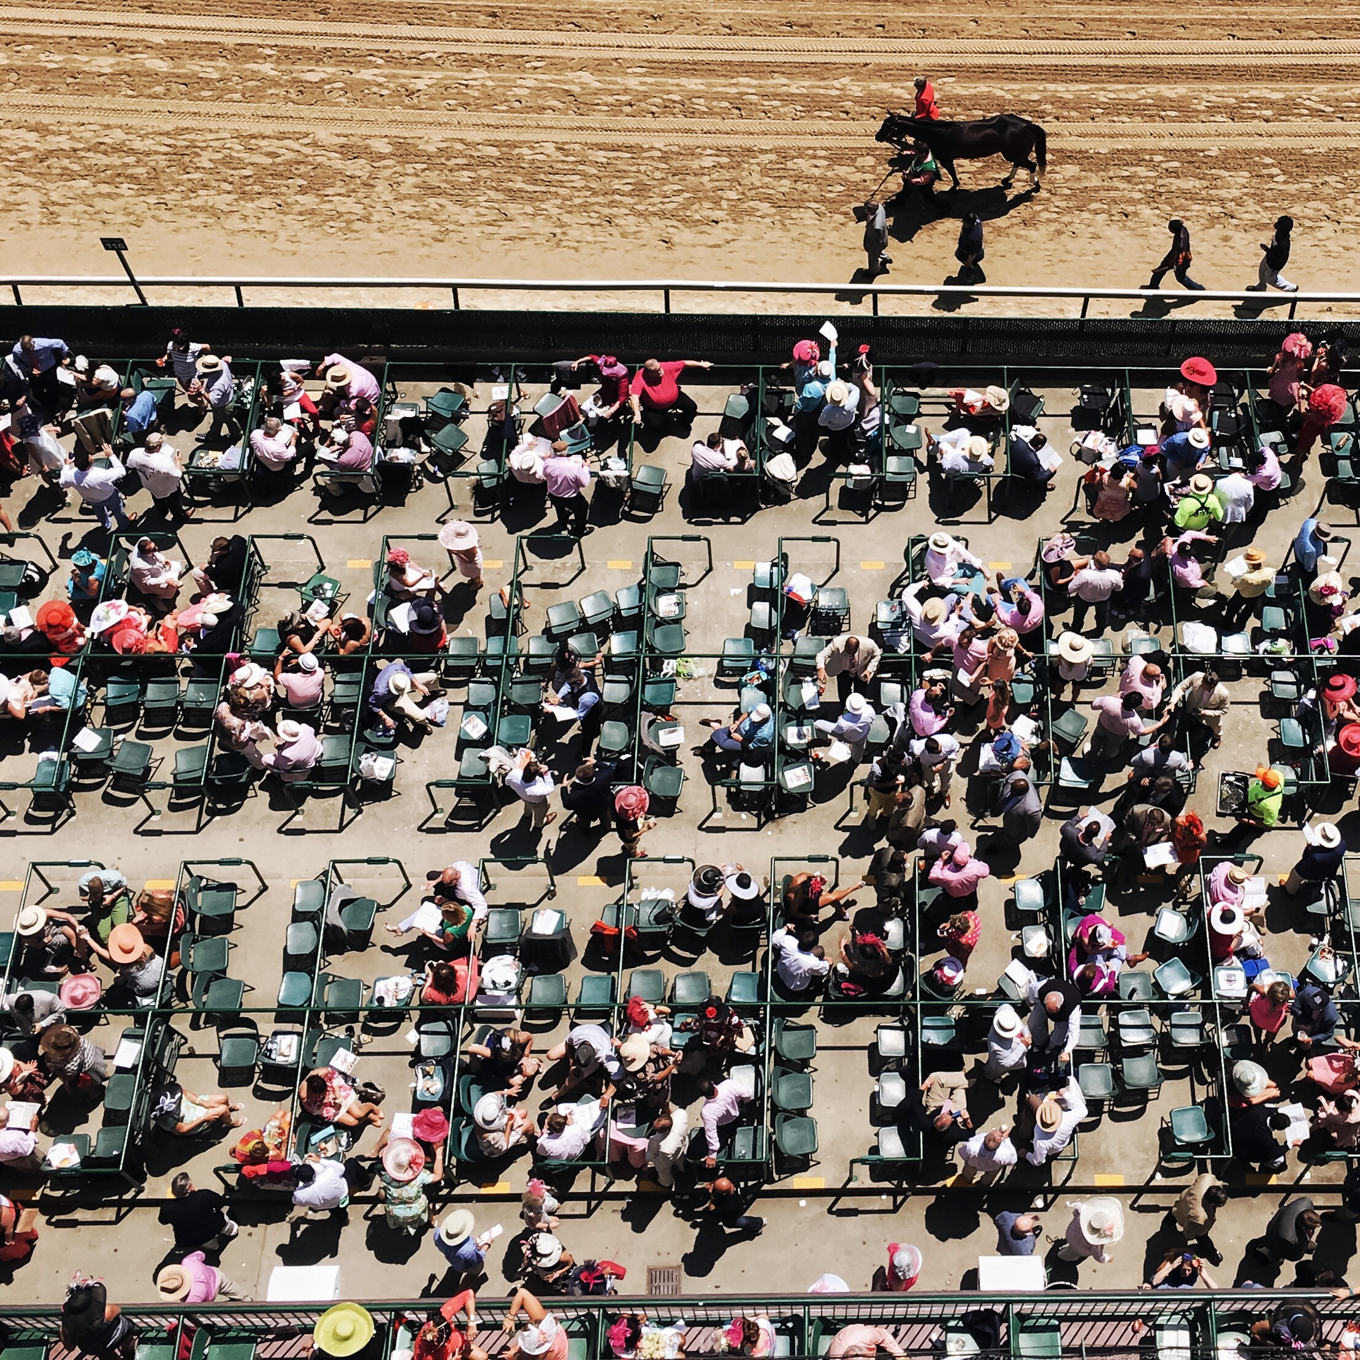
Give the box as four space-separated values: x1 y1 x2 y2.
474 1092 508 1131
984 385 1011 412
1058 632 1094 665
928 532 952 553
618 1034 651 1072
1227 865 1250 885
381 1137 426 1184
1315 823 1343 849
277 718 303 742
1076 1197 1125 1245
991 1003 1021 1039
1244 548 1265 565
324 364 352 389
922 597 948 625
966 435 991 461
1233 1059 1269 1098
825 380 851 407
531 1233 564 1267
1189 473 1214 494
438 519 480 553
15 906 46 938
313 1304 375 1358
1036 1096 1063 1132
387 671 411 695
60 973 102 1010
1188 427 1211 449
155 1265 193 1301
439 1208 476 1246
0 1048 14 1084
195 354 223 375
107 923 145 965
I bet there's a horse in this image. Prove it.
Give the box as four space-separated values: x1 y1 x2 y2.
876 113 1048 192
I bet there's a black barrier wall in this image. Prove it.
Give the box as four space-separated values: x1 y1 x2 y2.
2 307 1356 369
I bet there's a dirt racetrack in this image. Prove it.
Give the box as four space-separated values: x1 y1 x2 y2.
4 0 1360 312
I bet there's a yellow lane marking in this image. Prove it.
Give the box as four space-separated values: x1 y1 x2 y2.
733 560 756 570
577 875 608 886
998 874 1022 885
0 881 22 891
145 879 176 890
793 1176 825 1190
607 560 633 569
988 561 1012 571
346 559 372 568
482 559 504 569
1093 1173 1125 1186
1246 1173 1278 1186
478 1181 511 1193
860 561 885 571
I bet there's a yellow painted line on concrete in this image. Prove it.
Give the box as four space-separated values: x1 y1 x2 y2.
997 873 1022 886
733 560 756 570
0 881 22 891
988 561 1012 571
860 561 885 571
145 879 176 890
346 559 372 569
577 875 608 886
1246 1173 1278 1186
482 559 503 569
607 560 633 570
636 1179 664 1193
1093 1173 1125 1186
478 1181 512 1193
793 1176 825 1190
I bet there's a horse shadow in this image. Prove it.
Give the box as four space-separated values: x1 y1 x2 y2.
885 183 1038 246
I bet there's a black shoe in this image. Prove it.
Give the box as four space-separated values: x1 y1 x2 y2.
1203 1247 1223 1267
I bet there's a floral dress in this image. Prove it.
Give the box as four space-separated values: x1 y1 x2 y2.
381 1167 434 1231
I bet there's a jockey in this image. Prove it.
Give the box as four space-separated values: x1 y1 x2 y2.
905 139 940 190
913 76 941 119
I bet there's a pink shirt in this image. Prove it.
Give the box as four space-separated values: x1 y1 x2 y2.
929 851 991 896
1249 445 1283 491
279 669 325 707
995 590 1045 634
320 353 381 404
1091 695 1146 737
543 456 590 498
1207 861 1245 909
272 724 323 770
178 1251 222 1304
1119 656 1165 710
909 687 949 737
1169 531 1213 588
249 427 298 471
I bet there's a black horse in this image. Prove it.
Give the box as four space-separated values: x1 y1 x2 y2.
876 113 1048 191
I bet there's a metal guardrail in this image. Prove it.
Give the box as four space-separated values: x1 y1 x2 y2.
0 275 1355 318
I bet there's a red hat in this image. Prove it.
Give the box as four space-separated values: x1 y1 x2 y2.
792 340 819 364
1310 384 1348 421
1180 356 1217 386
1339 722 1360 759
411 1107 449 1144
35 598 75 631
1325 673 1358 703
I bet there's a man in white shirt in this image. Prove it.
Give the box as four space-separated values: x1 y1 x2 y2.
536 1102 606 1162
646 1104 689 1187
0 1106 39 1169
291 1155 348 1215
924 532 983 586
902 581 964 649
1214 469 1255 524
816 633 881 703
60 447 134 530
934 429 994 479
690 432 751 476
957 1124 1017 1185
700 1076 751 1165
504 749 556 831
909 732 961 802
127 432 190 522
249 417 300 473
427 861 489 923
1026 1077 1087 1167
771 925 830 994
1069 551 1125 635
813 692 876 761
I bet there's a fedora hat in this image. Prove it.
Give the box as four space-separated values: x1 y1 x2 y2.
1244 548 1265 565
1189 473 1214 494
0 1048 14 1084
107 923 144 965
922 597 947 625
277 718 303 741
966 435 991 461
439 1208 476 1246
984 384 1011 412
39 1024 79 1059
314 1304 375 1358
531 1233 564 1267
15 905 46 938
298 652 320 673
1180 356 1217 386
324 364 352 389
381 1137 426 1184
1076 1197 1125 1245
1188 427 1211 449
473 1092 508 1131
1233 1059 1269 1098
928 532 952 553
156 1265 192 1301
1315 822 1343 849
846 692 866 714
1058 632 1094 665
387 670 411 695
194 354 223 375
1227 864 1250 885
991 1003 1021 1039
438 519 480 553
618 1034 651 1072
1036 1096 1062 1132
825 380 851 407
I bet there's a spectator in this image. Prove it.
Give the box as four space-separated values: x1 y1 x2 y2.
505 750 556 832
1281 821 1345 894
473 1093 537 1159
812 692 876 762
910 733 961 806
155 1252 247 1303
542 445 592 538
1293 983 1339 1048
700 1175 765 1237
290 1155 349 1216
628 357 713 437
994 1211 1041 1256
1068 551 1124 634
11 335 71 415
955 213 985 284
60 1279 137 1360
559 759 614 836
0 1105 39 1171
261 718 322 782
700 701 774 760
700 1075 752 1165
1262 1198 1321 1264
771 925 829 995
646 1106 690 1188
957 1124 1015 1185
815 633 880 703
60 447 134 531
158 1172 239 1253
997 771 1042 845
194 354 238 442
435 1209 499 1277
1168 669 1230 749
127 431 189 522
690 431 751 477
929 840 991 904
1171 1174 1228 1264
1087 692 1164 765
985 1004 1030 1081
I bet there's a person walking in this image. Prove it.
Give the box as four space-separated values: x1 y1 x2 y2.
863 201 892 277
542 446 592 538
1171 1173 1228 1265
1145 219 1204 292
1057 1197 1124 1265
1280 822 1346 895
1249 216 1298 293
955 214 985 284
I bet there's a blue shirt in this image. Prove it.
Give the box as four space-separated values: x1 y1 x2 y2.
435 1234 486 1272
993 1211 1037 1256
738 710 775 751
367 660 413 711
793 345 836 413
11 338 68 374
1161 430 1203 478
123 390 158 435
1295 518 1328 574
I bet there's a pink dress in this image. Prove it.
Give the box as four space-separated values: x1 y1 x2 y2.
1249 992 1288 1034
1308 1052 1358 1094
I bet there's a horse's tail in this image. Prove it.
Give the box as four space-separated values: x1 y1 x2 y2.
1032 123 1048 174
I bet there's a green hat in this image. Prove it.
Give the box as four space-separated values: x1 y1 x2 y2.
71 549 97 568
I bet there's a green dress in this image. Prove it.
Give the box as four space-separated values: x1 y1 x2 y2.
86 890 132 946
381 1167 433 1231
